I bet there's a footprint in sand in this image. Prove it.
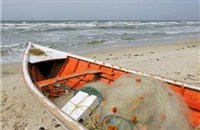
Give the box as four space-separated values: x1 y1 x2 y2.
1 95 28 130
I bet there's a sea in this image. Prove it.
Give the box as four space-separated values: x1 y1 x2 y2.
1 21 200 64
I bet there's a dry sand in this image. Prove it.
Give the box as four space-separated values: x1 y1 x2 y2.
1 39 200 130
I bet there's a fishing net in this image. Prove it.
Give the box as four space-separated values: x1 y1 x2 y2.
29 47 46 56
82 74 192 130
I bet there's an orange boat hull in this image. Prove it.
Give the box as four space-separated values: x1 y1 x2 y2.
24 43 200 129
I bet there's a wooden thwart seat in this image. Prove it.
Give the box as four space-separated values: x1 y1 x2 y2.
37 70 102 87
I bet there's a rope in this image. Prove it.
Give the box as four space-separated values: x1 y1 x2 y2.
68 100 93 116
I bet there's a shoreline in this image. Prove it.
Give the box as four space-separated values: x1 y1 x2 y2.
1 38 200 130
1 36 199 64
1 34 199 64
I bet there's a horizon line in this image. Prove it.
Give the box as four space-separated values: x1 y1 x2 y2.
1 19 199 22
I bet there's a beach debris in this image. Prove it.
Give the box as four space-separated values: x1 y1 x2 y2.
3 72 14 75
191 45 197 48
29 47 46 56
54 124 61 128
39 127 45 130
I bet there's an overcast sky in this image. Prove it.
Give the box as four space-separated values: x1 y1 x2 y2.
2 0 200 21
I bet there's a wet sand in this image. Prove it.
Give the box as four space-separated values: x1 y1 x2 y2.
1 39 200 130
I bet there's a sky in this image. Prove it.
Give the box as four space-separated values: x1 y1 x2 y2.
1 0 200 21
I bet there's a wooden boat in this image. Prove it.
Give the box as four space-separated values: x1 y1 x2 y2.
23 43 200 130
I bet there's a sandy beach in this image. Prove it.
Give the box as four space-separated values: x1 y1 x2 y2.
1 39 200 130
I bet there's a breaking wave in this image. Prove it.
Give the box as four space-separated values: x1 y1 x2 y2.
1 20 200 64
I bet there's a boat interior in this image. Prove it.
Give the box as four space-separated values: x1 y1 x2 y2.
28 56 200 127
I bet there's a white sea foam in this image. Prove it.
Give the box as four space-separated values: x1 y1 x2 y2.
1 21 200 64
